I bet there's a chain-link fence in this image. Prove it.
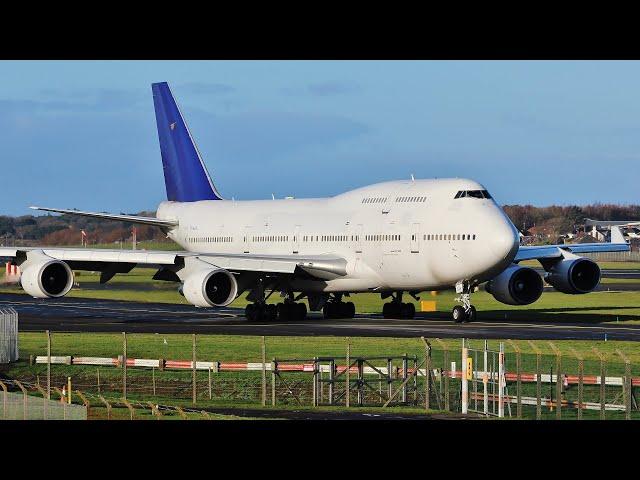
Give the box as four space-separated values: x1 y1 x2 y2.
2 331 638 419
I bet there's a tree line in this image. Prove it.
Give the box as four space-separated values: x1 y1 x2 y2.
1 203 639 246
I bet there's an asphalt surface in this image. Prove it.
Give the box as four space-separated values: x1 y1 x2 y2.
2 293 639 341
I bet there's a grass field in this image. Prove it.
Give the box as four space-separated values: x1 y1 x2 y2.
2 331 638 420
3 265 640 324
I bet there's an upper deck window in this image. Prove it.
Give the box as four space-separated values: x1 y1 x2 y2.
454 190 492 199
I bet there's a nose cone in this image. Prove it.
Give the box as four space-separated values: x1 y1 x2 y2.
491 215 520 264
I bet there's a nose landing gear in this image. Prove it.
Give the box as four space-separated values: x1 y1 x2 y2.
452 281 477 323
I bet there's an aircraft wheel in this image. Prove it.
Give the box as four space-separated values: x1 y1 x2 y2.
401 302 415 319
266 303 277 321
344 301 355 319
245 303 256 322
295 302 307 320
465 305 477 323
277 303 289 321
452 305 466 323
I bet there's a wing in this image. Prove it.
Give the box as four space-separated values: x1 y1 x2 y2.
0 246 347 281
29 206 178 228
515 226 629 262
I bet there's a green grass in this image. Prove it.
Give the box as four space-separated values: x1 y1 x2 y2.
3 263 640 323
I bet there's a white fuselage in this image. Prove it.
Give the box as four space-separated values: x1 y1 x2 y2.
157 178 520 293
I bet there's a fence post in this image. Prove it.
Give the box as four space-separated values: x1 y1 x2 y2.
548 342 562 419
208 367 212 400
508 340 522 418
192 334 197 405
345 337 350 408
14 380 28 420
98 395 112 420
498 343 504 418
313 357 318 407
527 341 542 420
122 332 127 399
421 337 431 411
616 349 631 420
0 380 7 419
35 384 48 420
97 368 101 394
402 352 408 404
435 339 449 411
328 359 335 405
271 359 277 406
483 340 489 417
591 347 606 420
261 336 267 407
75 390 90 417
122 398 135 420
569 347 584 420
46 330 51 401
461 339 468 414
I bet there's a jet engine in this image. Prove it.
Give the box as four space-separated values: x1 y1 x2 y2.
182 268 238 307
20 258 74 298
544 257 600 294
485 264 543 305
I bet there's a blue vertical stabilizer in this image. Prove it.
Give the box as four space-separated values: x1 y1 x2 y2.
152 82 222 202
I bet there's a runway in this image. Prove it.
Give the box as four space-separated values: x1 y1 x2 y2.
1 293 639 341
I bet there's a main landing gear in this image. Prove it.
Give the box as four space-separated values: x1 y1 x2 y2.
245 301 307 322
452 281 476 323
244 279 307 322
382 292 416 319
323 294 356 319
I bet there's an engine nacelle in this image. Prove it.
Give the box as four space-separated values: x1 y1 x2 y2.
182 268 238 307
544 257 600 294
485 264 543 305
20 258 74 298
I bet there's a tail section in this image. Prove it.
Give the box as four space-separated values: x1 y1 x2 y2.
152 82 222 202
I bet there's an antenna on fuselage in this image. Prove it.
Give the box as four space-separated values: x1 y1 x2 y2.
410 174 415 182
271 193 275 200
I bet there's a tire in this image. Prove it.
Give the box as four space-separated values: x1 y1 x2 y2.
277 303 289 322
266 304 277 321
466 305 477 323
295 302 307 320
245 303 255 322
345 302 355 319
382 303 390 318
452 305 466 323
402 303 415 319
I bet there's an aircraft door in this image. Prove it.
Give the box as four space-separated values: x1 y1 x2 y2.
355 224 364 255
292 225 300 253
244 226 252 253
410 223 420 253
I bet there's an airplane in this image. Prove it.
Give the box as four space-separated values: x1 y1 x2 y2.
0 82 630 323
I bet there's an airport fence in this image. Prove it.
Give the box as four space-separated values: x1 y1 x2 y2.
1 331 638 419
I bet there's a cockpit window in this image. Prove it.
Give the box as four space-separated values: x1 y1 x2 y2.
454 190 492 199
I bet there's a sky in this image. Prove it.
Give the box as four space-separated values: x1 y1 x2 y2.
1 60 639 216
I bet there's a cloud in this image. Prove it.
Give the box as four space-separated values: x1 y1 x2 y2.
177 82 236 95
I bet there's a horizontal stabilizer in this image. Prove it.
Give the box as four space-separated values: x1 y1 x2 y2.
29 206 178 228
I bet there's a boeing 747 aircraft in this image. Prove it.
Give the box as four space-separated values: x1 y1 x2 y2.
0 83 630 323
